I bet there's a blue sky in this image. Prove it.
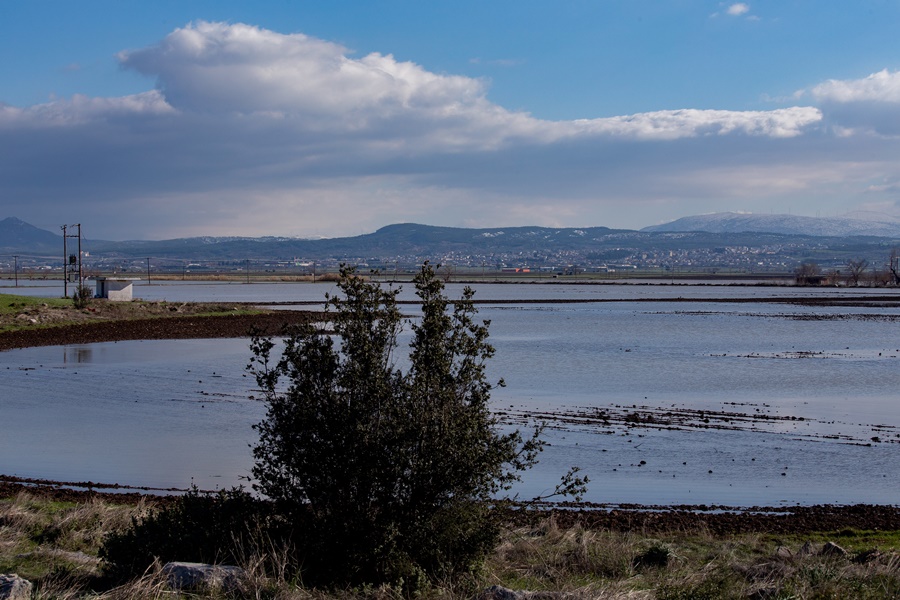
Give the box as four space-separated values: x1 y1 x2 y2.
2 1 900 239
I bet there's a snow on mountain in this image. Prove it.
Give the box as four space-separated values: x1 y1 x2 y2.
641 212 900 238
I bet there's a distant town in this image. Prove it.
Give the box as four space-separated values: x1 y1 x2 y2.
3 215 900 284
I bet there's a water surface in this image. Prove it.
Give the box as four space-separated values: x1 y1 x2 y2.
2 282 899 506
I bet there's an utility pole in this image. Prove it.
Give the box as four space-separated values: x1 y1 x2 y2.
13 255 18 287
62 225 67 297
61 224 83 297
246 259 250 284
146 258 151 284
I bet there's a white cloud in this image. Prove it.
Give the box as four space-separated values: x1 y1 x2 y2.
574 107 820 140
1 21 899 237
727 3 750 16
119 21 486 121
810 69 900 103
111 21 819 147
0 91 175 128
803 69 900 137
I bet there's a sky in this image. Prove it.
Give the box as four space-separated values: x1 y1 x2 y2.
2 1 900 240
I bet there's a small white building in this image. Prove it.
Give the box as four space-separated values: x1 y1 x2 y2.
93 277 140 301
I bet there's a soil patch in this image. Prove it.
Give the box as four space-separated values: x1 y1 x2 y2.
509 503 900 535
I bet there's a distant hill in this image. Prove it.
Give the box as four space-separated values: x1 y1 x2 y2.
3 217 900 270
0 217 63 255
641 212 900 238
85 223 631 259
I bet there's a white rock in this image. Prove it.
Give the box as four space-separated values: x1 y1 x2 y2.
162 561 244 592
0 574 33 600
820 541 848 557
473 585 579 599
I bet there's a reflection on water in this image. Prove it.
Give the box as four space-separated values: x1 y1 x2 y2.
2 338 259 494
2 285 900 506
63 346 93 364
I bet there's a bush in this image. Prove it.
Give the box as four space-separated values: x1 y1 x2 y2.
72 285 93 309
100 487 271 582
633 543 672 569
100 264 586 589
249 264 579 586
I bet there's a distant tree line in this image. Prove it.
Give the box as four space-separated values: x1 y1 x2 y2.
795 250 900 286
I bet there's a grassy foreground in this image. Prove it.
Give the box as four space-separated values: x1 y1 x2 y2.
2 491 899 599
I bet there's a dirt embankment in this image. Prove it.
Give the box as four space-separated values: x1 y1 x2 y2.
0 311 324 351
0 299 326 351
3 477 899 536
522 504 900 536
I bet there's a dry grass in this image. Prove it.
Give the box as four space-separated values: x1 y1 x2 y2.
0 293 264 333
3 492 900 599
0 492 150 593
487 518 900 600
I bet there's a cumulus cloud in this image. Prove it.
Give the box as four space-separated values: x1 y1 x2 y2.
711 3 751 18
119 22 486 120
811 69 900 103
0 91 175 128
1 21 898 238
575 107 820 140
805 69 900 136
111 21 819 146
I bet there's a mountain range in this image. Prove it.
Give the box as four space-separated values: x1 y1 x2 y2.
641 212 900 237
3 214 900 267
0 217 66 255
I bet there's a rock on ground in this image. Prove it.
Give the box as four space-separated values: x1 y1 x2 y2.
162 562 245 592
820 541 848 557
474 584 582 599
0 574 33 600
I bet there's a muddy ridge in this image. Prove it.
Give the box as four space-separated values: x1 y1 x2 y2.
3 477 899 535
0 310 325 351
500 402 900 447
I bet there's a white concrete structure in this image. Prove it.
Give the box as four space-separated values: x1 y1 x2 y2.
93 277 140 301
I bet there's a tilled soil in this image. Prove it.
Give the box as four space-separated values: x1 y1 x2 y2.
513 504 900 535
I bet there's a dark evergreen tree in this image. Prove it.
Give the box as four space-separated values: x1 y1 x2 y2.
249 263 583 585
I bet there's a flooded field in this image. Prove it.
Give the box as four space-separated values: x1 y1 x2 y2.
2 281 899 506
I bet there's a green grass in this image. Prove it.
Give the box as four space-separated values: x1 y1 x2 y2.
0 293 70 314
487 520 900 600
0 493 140 586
